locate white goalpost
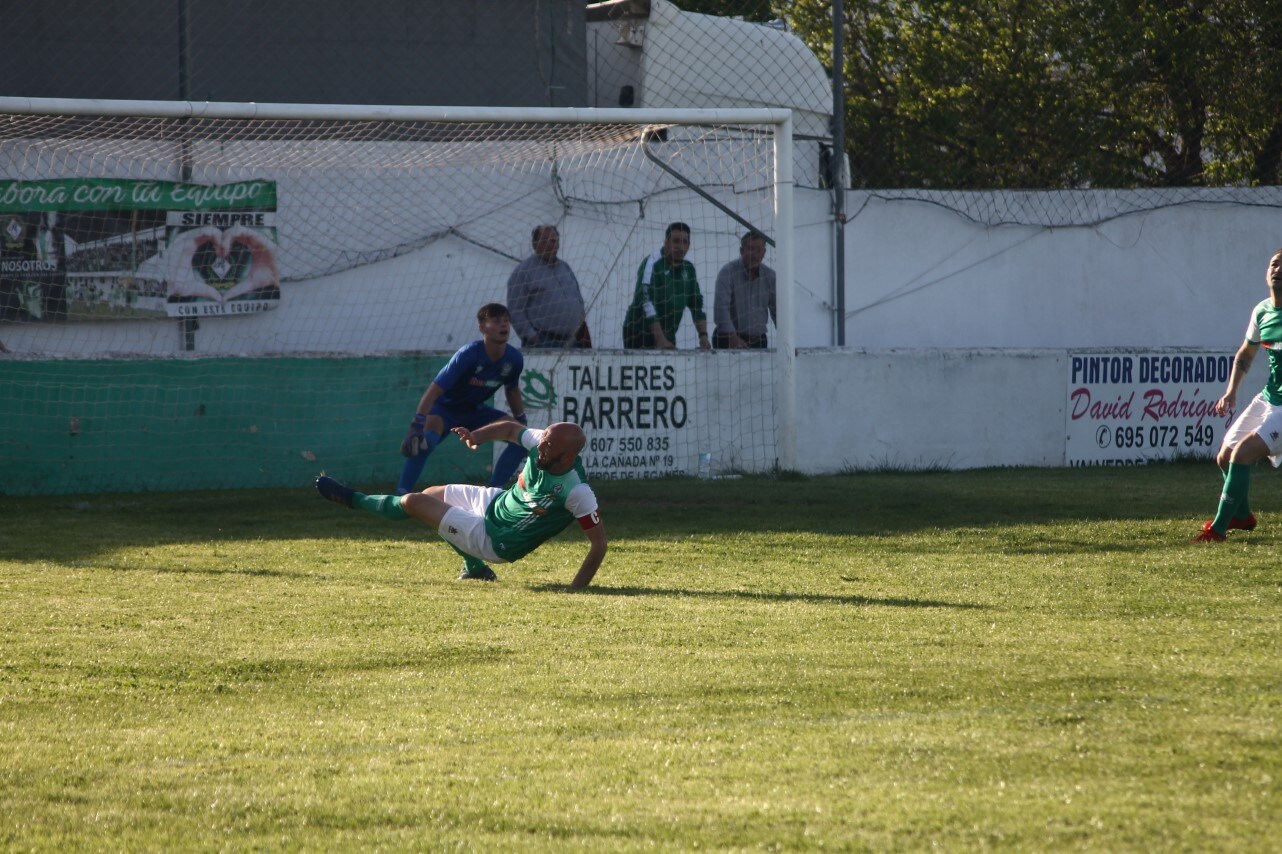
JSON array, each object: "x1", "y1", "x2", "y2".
[{"x1": 0, "y1": 96, "x2": 794, "y2": 494}]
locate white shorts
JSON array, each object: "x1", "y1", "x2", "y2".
[
  {"x1": 1222, "y1": 392, "x2": 1282, "y2": 467},
  {"x1": 437, "y1": 484, "x2": 507, "y2": 564}
]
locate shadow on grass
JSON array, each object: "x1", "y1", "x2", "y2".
[
  {"x1": 528, "y1": 583, "x2": 987, "y2": 610},
  {"x1": 103, "y1": 563, "x2": 308, "y2": 580},
  {"x1": 0, "y1": 463, "x2": 1259, "y2": 563}
]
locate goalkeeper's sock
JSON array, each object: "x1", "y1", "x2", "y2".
[
  {"x1": 1209, "y1": 462, "x2": 1252, "y2": 534},
  {"x1": 396, "y1": 432, "x2": 441, "y2": 495},
  {"x1": 354, "y1": 492, "x2": 410, "y2": 521}
]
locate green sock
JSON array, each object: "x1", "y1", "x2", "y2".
[
  {"x1": 1235, "y1": 464, "x2": 1252, "y2": 520},
  {"x1": 354, "y1": 493, "x2": 409, "y2": 521},
  {"x1": 1210, "y1": 463, "x2": 1252, "y2": 533},
  {"x1": 447, "y1": 542, "x2": 488, "y2": 573}
]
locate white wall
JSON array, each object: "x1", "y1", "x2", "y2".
[
  {"x1": 791, "y1": 348, "x2": 1268, "y2": 472},
  {"x1": 794, "y1": 349, "x2": 1069, "y2": 470},
  {"x1": 782, "y1": 187, "x2": 1282, "y2": 470},
  {"x1": 8, "y1": 186, "x2": 1278, "y2": 357},
  {"x1": 7, "y1": 185, "x2": 1281, "y2": 472},
  {"x1": 793, "y1": 187, "x2": 1282, "y2": 350},
  {"x1": 24, "y1": 178, "x2": 1280, "y2": 357}
]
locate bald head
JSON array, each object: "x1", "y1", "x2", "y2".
[
  {"x1": 548, "y1": 421, "x2": 585, "y2": 452},
  {"x1": 535, "y1": 421, "x2": 586, "y2": 473}
]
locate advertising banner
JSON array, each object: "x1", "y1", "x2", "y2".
[
  {"x1": 521, "y1": 351, "x2": 772, "y2": 479},
  {"x1": 1065, "y1": 352, "x2": 1232, "y2": 466},
  {"x1": 0, "y1": 178, "x2": 278, "y2": 322}
]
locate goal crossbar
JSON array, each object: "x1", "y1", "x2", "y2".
[{"x1": 0, "y1": 96, "x2": 792, "y2": 127}]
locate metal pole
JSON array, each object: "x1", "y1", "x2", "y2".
[
  {"x1": 773, "y1": 113, "x2": 796, "y2": 472},
  {"x1": 177, "y1": 0, "x2": 189, "y2": 103},
  {"x1": 177, "y1": 0, "x2": 198, "y2": 351},
  {"x1": 832, "y1": 0, "x2": 847, "y2": 346}
]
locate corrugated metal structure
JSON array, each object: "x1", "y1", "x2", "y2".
[{"x1": 0, "y1": 0, "x2": 589, "y2": 107}]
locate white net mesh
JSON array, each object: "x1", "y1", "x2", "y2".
[
  {"x1": 0, "y1": 104, "x2": 787, "y2": 494},
  {"x1": 0, "y1": 112, "x2": 777, "y2": 351}
]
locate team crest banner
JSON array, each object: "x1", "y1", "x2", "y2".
[{"x1": 0, "y1": 178, "x2": 278, "y2": 323}]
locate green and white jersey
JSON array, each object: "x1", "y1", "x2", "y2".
[
  {"x1": 484, "y1": 429, "x2": 599, "y2": 562},
  {"x1": 1245, "y1": 298, "x2": 1282, "y2": 404},
  {"x1": 622, "y1": 250, "x2": 705, "y2": 342}
]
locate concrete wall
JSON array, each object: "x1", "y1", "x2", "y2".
[
  {"x1": 792, "y1": 348, "x2": 1268, "y2": 473},
  {"x1": 17, "y1": 186, "x2": 1276, "y2": 356},
  {"x1": 782, "y1": 186, "x2": 1282, "y2": 471},
  {"x1": 794, "y1": 349, "x2": 1069, "y2": 471},
  {"x1": 7, "y1": 186, "x2": 1282, "y2": 483},
  {"x1": 793, "y1": 187, "x2": 1282, "y2": 350}
]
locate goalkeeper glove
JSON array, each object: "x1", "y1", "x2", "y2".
[{"x1": 401, "y1": 413, "x2": 428, "y2": 458}]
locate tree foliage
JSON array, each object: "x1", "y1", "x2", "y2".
[{"x1": 771, "y1": 0, "x2": 1282, "y2": 188}]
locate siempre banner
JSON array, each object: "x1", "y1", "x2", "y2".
[
  {"x1": 0, "y1": 178, "x2": 278, "y2": 323},
  {"x1": 1065, "y1": 352, "x2": 1233, "y2": 466}
]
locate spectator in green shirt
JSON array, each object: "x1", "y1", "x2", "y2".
[{"x1": 622, "y1": 221, "x2": 710, "y2": 350}]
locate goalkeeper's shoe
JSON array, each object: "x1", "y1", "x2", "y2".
[
  {"x1": 1193, "y1": 522, "x2": 1226, "y2": 543},
  {"x1": 458, "y1": 565, "x2": 498, "y2": 581},
  {"x1": 315, "y1": 475, "x2": 356, "y2": 509}
]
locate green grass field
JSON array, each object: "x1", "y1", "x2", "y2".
[{"x1": 2, "y1": 464, "x2": 1279, "y2": 850}]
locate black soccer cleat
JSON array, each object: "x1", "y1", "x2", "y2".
[
  {"x1": 458, "y1": 565, "x2": 498, "y2": 581},
  {"x1": 315, "y1": 475, "x2": 355, "y2": 509}
]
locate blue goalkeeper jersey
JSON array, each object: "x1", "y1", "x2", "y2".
[{"x1": 432, "y1": 340, "x2": 523, "y2": 411}]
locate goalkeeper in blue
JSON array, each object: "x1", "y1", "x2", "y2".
[
  {"x1": 396, "y1": 302, "x2": 529, "y2": 495},
  {"x1": 1194, "y1": 248, "x2": 1282, "y2": 541},
  {"x1": 318, "y1": 421, "x2": 607, "y2": 588}
]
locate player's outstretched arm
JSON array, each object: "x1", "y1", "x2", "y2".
[
  {"x1": 453, "y1": 419, "x2": 526, "y2": 450},
  {"x1": 570, "y1": 520, "x2": 607, "y2": 589}
]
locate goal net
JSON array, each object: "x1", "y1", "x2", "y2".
[{"x1": 0, "y1": 99, "x2": 793, "y2": 495}]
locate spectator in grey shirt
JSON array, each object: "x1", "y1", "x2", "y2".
[
  {"x1": 712, "y1": 230, "x2": 776, "y2": 349},
  {"x1": 506, "y1": 225, "x2": 592, "y2": 349}
]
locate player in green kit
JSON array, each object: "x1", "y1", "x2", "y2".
[
  {"x1": 316, "y1": 421, "x2": 607, "y2": 587},
  {"x1": 1194, "y1": 248, "x2": 1282, "y2": 541}
]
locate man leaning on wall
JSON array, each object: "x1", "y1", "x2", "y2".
[
  {"x1": 712, "y1": 230, "x2": 776, "y2": 350},
  {"x1": 506, "y1": 224, "x2": 592, "y2": 349}
]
